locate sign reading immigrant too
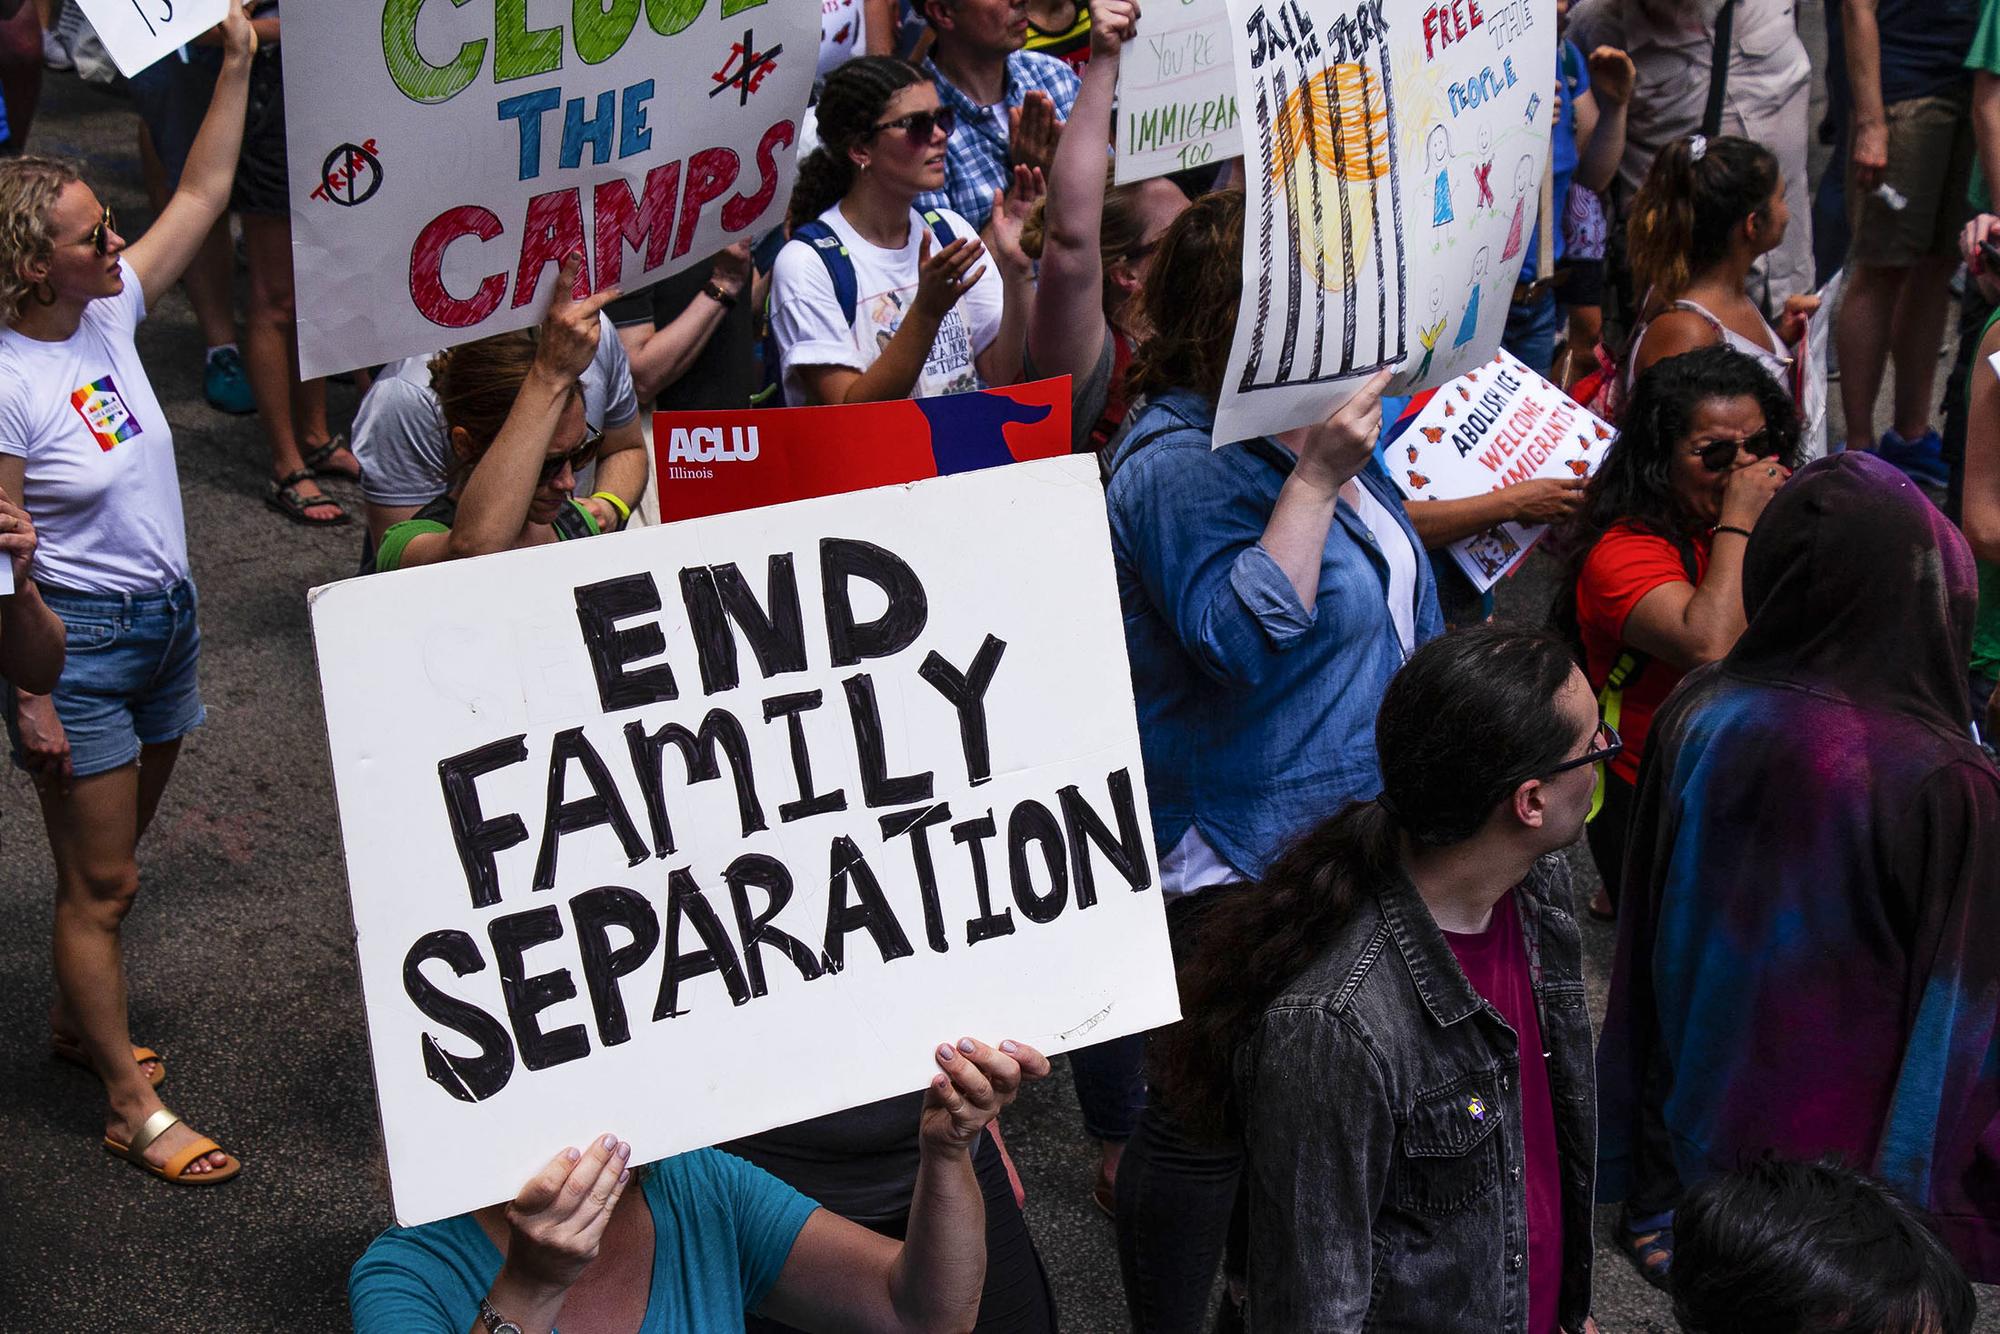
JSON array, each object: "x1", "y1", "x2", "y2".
[
  {"x1": 311, "y1": 456, "x2": 1177, "y2": 1227},
  {"x1": 282, "y1": 0, "x2": 815, "y2": 379},
  {"x1": 1114, "y1": 0, "x2": 1242, "y2": 185}
]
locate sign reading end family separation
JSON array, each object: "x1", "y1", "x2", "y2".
[
  {"x1": 1213, "y1": 0, "x2": 1555, "y2": 444},
  {"x1": 283, "y1": 1, "x2": 815, "y2": 379},
  {"x1": 311, "y1": 456, "x2": 1177, "y2": 1226}
]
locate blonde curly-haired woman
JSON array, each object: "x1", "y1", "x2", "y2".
[{"x1": 0, "y1": 0, "x2": 254, "y2": 1187}]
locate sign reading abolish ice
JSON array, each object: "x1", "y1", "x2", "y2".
[
  {"x1": 1388, "y1": 348, "x2": 1616, "y2": 590},
  {"x1": 1214, "y1": 0, "x2": 1554, "y2": 444},
  {"x1": 311, "y1": 456, "x2": 1176, "y2": 1226},
  {"x1": 283, "y1": 1, "x2": 814, "y2": 379},
  {"x1": 1115, "y1": 0, "x2": 1242, "y2": 185}
]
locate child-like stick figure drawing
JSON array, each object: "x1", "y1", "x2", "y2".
[
  {"x1": 1501, "y1": 153, "x2": 1534, "y2": 260},
  {"x1": 1415, "y1": 278, "x2": 1446, "y2": 379},
  {"x1": 1474, "y1": 124, "x2": 1495, "y2": 208},
  {"x1": 1426, "y1": 125, "x2": 1453, "y2": 226},
  {"x1": 1454, "y1": 247, "x2": 1489, "y2": 348}
]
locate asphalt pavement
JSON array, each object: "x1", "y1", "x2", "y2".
[{"x1": 1, "y1": 70, "x2": 1995, "y2": 1334}]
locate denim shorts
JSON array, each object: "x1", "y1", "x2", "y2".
[{"x1": 4, "y1": 580, "x2": 205, "y2": 778}]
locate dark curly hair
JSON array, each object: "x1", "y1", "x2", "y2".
[
  {"x1": 788, "y1": 56, "x2": 929, "y2": 228},
  {"x1": 1563, "y1": 344, "x2": 1801, "y2": 582},
  {"x1": 1151, "y1": 624, "x2": 1585, "y2": 1140},
  {"x1": 1128, "y1": 188, "x2": 1245, "y2": 404}
]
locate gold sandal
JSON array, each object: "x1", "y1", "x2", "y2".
[{"x1": 103, "y1": 1108, "x2": 240, "y2": 1186}]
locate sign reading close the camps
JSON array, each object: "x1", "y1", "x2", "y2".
[
  {"x1": 655, "y1": 378, "x2": 1074, "y2": 522},
  {"x1": 1388, "y1": 348, "x2": 1616, "y2": 590},
  {"x1": 282, "y1": 0, "x2": 815, "y2": 379},
  {"x1": 1213, "y1": 0, "x2": 1555, "y2": 443},
  {"x1": 1114, "y1": 0, "x2": 1243, "y2": 185},
  {"x1": 311, "y1": 456, "x2": 1177, "y2": 1227}
]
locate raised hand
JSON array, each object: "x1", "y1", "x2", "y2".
[
  {"x1": 536, "y1": 253, "x2": 620, "y2": 381},
  {"x1": 1090, "y1": 0, "x2": 1141, "y2": 56},
  {"x1": 912, "y1": 232, "x2": 988, "y2": 323},
  {"x1": 922, "y1": 1037, "x2": 1052, "y2": 1153},
  {"x1": 1008, "y1": 91, "x2": 1064, "y2": 175},
  {"x1": 983, "y1": 165, "x2": 1046, "y2": 281},
  {"x1": 1585, "y1": 46, "x2": 1635, "y2": 107}
]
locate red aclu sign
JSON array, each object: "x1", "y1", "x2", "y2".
[{"x1": 654, "y1": 377, "x2": 1074, "y2": 523}]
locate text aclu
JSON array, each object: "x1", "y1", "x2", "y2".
[{"x1": 667, "y1": 424, "x2": 761, "y2": 463}]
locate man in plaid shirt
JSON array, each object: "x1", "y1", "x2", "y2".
[{"x1": 916, "y1": 0, "x2": 1082, "y2": 229}]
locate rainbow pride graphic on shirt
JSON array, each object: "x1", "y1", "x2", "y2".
[{"x1": 70, "y1": 375, "x2": 143, "y2": 452}]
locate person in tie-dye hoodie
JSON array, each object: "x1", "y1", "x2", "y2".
[{"x1": 1596, "y1": 450, "x2": 2000, "y2": 1286}]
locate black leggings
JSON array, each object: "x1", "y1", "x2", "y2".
[{"x1": 744, "y1": 1130, "x2": 1057, "y2": 1333}]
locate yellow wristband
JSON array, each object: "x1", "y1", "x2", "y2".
[{"x1": 590, "y1": 490, "x2": 632, "y2": 529}]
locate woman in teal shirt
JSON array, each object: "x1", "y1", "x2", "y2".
[{"x1": 350, "y1": 1035, "x2": 1048, "y2": 1333}]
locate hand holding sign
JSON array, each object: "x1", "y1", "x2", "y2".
[
  {"x1": 1294, "y1": 370, "x2": 1392, "y2": 492},
  {"x1": 0, "y1": 484, "x2": 36, "y2": 597},
  {"x1": 1091, "y1": 0, "x2": 1142, "y2": 55},
  {"x1": 1504, "y1": 476, "x2": 1588, "y2": 525},
  {"x1": 925, "y1": 1037, "x2": 1052, "y2": 1153},
  {"x1": 496, "y1": 1133, "x2": 635, "y2": 1317}
]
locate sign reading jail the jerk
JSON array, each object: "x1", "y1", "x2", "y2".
[{"x1": 1214, "y1": 0, "x2": 1554, "y2": 443}]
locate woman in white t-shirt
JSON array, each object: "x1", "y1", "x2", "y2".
[
  {"x1": 0, "y1": 0, "x2": 255, "y2": 1187},
  {"x1": 771, "y1": 56, "x2": 1039, "y2": 407}
]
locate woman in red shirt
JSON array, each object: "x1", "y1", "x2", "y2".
[{"x1": 1568, "y1": 345, "x2": 1799, "y2": 920}]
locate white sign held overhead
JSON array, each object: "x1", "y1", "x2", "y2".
[
  {"x1": 312, "y1": 456, "x2": 1179, "y2": 1227},
  {"x1": 74, "y1": 0, "x2": 226, "y2": 78},
  {"x1": 282, "y1": 1, "x2": 816, "y2": 379},
  {"x1": 1213, "y1": 0, "x2": 1555, "y2": 445},
  {"x1": 1115, "y1": 0, "x2": 1242, "y2": 185}
]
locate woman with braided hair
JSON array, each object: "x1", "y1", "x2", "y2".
[{"x1": 770, "y1": 55, "x2": 1039, "y2": 406}]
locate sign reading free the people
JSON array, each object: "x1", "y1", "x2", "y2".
[{"x1": 283, "y1": 0, "x2": 814, "y2": 378}]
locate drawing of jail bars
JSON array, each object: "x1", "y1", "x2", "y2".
[{"x1": 1240, "y1": 46, "x2": 1408, "y2": 394}]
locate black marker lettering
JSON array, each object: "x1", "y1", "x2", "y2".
[
  {"x1": 570, "y1": 885, "x2": 662, "y2": 1047},
  {"x1": 654, "y1": 868, "x2": 753, "y2": 1018},
  {"x1": 880, "y1": 802, "x2": 955, "y2": 953},
  {"x1": 439, "y1": 734, "x2": 530, "y2": 910},
  {"x1": 678, "y1": 555, "x2": 808, "y2": 695},
  {"x1": 918, "y1": 635, "x2": 1007, "y2": 786},
  {"x1": 820, "y1": 537, "x2": 928, "y2": 667},
  {"x1": 762, "y1": 690, "x2": 847, "y2": 821},
  {"x1": 823, "y1": 835, "x2": 915, "y2": 972},
  {"x1": 953, "y1": 811, "x2": 1015, "y2": 944},
  {"x1": 724, "y1": 853, "x2": 826, "y2": 995},
  {"x1": 1057, "y1": 768, "x2": 1153, "y2": 908},
  {"x1": 488, "y1": 905, "x2": 591, "y2": 1072},
  {"x1": 574, "y1": 573, "x2": 680, "y2": 712},
  {"x1": 404, "y1": 929, "x2": 515, "y2": 1102},
  {"x1": 623, "y1": 708, "x2": 766, "y2": 856},
  {"x1": 842, "y1": 672, "x2": 934, "y2": 807},
  {"x1": 533, "y1": 727, "x2": 649, "y2": 892},
  {"x1": 1008, "y1": 799, "x2": 1070, "y2": 924}
]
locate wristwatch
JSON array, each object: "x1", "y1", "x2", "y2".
[
  {"x1": 476, "y1": 1297, "x2": 525, "y2": 1334},
  {"x1": 702, "y1": 280, "x2": 739, "y2": 309}
]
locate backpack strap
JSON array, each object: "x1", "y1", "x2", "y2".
[
  {"x1": 791, "y1": 220, "x2": 859, "y2": 327},
  {"x1": 918, "y1": 207, "x2": 959, "y2": 248}
]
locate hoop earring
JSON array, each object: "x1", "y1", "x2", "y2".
[{"x1": 30, "y1": 280, "x2": 54, "y2": 307}]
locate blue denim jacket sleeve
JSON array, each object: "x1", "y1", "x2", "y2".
[
  {"x1": 1241, "y1": 1003, "x2": 1396, "y2": 1329},
  {"x1": 1112, "y1": 433, "x2": 1322, "y2": 691}
]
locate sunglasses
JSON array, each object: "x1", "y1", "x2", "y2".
[
  {"x1": 1692, "y1": 429, "x2": 1778, "y2": 473},
  {"x1": 869, "y1": 106, "x2": 955, "y2": 145},
  {"x1": 540, "y1": 425, "x2": 602, "y2": 485},
  {"x1": 1543, "y1": 720, "x2": 1623, "y2": 778},
  {"x1": 79, "y1": 204, "x2": 115, "y2": 256}
]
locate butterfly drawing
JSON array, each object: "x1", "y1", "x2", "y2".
[
  {"x1": 1467, "y1": 370, "x2": 1481, "y2": 383},
  {"x1": 1593, "y1": 421, "x2": 1611, "y2": 440},
  {"x1": 1457, "y1": 386, "x2": 1471, "y2": 401},
  {"x1": 1444, "y1": 402, "x2": 1456, "y2": 416},
  {"x1": 1566, "y1": 459, "x2": 1590, "y2": 476},
  {"x1": 1421, "y1": 426, "x2": 1445, "y2": 444},
  {"x1": 1408, "y1": 470, "x2": 1431, "y2": 488},
  {"x1": 1407, "y1": 444, "x2": 1421, "y2": 463}
]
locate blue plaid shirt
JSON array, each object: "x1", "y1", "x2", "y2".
[{"x1": 917, "y1": 50, "x2": 1080, "y2": 230}]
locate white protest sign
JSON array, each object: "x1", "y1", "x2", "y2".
[
  {"x1": 283, "y1": 1, "x2": 815, "y2": 379},
  {"x1": 1797, "y1": 268, "x2": 1843, "y2": 462},
  {"x1": 1389, "y1": 347, "x2": 1615, "y2": 590},
  {"x1": 74, "y1": 0, "x2": 225, "y2": 78},
  {"x1": 311, "y1": 455, "x2": 1177, "y2": 1227},
  {"x1": 1214, "y1": 0, "x2": 1554, "y2": 444},
  {"x1": 1115, "y1": 0, "x2": 1242, "y2": 185}
]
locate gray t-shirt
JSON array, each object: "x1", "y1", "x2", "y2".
[{"x1": 352, "y1": 314, "x2": 640, "y2": 508}]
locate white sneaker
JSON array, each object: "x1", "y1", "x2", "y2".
[{"x1": 40, "y1": 26, "x2": 72, "y2": 71}]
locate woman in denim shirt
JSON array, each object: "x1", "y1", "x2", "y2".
[{"x1": 1104, "y1": 188, "x2": 1442, "y2": 1331}]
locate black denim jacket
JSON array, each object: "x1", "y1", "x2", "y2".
[{"x1": 1234, "y1": 855, "x2": 1596, "y2": 1331}]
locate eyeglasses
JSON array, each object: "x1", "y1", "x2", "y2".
[
  {"x1": 540, "y1": 425, "x2": 602, "y2": 485},
  {"x1": 1691, "y1": 429, "x2": 1778, "y2": 473},
  {"x1": 78, "y1": 204, "x2": 115, "y2": 256},
  {"x1": 1542, "y1": 720, "x2": 1623, "y2": 778},
  {"x1": 868, "y1": 106, "x2": 955, "y2": 145}
]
